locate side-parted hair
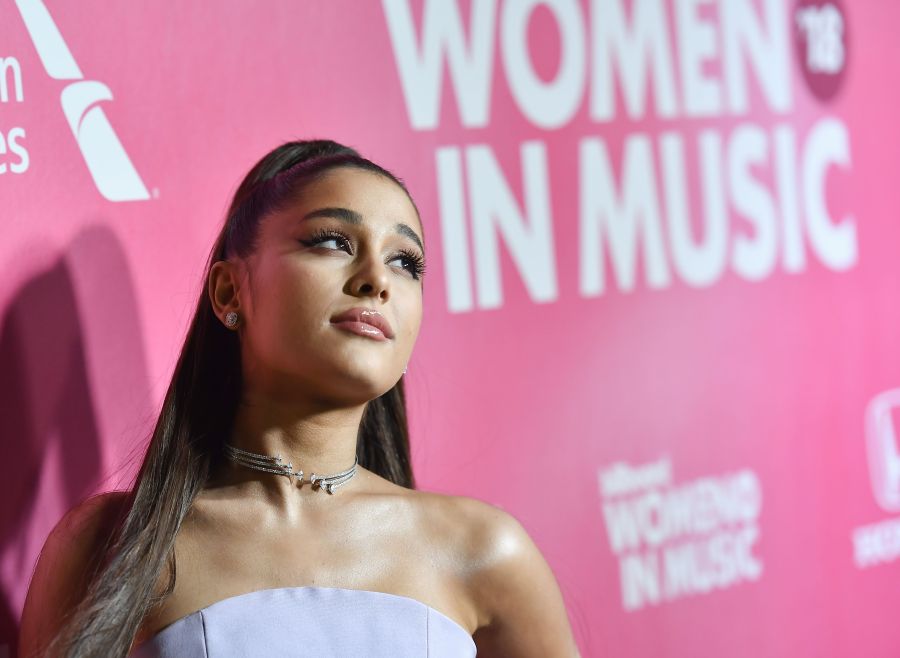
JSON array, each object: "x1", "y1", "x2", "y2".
[{"x1": 44, "y1": 140, "x2": 419, "y2": 657}]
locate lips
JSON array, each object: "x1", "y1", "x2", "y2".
[{"x1": 330, "y1": 307, "x2": 395, "y2": 340}]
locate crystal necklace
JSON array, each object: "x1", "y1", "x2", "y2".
[{"x1": 223, "y1": 443, "x2": 358, "y2": 494}]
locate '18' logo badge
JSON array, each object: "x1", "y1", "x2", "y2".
[{"x1": 793, "y1": 0, "x2": 849, "y2": 102}]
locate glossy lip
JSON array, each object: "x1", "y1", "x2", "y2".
[{"x1": 330, "y1": 307, "x2": 395, "y2": 340}]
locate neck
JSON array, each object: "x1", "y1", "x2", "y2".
[{"x1": 213, "y1": 391, "x2": 366, "y2": 504}]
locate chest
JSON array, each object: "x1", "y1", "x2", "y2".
[{"x1": 135, "y1": 496, "x2": 475, "y2": 642}]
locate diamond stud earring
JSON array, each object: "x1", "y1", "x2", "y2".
[{"x1": 224, "y1": 311, "x2": 239, "y2": 328}]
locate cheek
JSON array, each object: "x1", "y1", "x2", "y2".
[
  {"x1": 252, "y1": 261, "x2": 328, "y2": 337},
  {"x1": 398, "y1": 292, "x2": 424, "y2": 344}
]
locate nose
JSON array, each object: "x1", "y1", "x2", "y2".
[{"x1": 348, "y1": 252, "x2": 390, "y2": 301}]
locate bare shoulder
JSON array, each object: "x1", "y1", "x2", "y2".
[
  {"x1": 19, "y1": 491, "x2": 130, "y2": 657},
  {"x1": 414, "y1": 492, "x2": 581, "y2": 658},
  {"x1": 410, "y1": 491, "x2": 525, "y2": 555},
  {"x1": 53, "y1": 490, "x2": 129, "y2": 542}
]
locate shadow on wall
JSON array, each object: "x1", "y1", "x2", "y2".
[{"x1": 0, "y1": 224, "x2": 155, "y2": 656}]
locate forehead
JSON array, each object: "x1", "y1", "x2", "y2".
[{"x1": 272, "y1": 166, "x2": 422, "y2": 237}]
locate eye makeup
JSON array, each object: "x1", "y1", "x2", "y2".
[{"x1": 300, "y1": 228, "x2": 427, "y2": 279}]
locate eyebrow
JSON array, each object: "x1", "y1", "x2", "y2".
[{"x1": 300, "y1": 207, "x2": 424, "y2": 253}]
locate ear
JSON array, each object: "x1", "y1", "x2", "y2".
[{"x1": 208, "y1": 260, "x2": 242, "y2": 324}]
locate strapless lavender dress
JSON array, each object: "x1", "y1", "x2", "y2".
[{"x1": 129, "y1": 586, "x2": 477, "y2": 657}]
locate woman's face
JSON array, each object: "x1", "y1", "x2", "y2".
[{"x1": 234, "y1": 166, "x2": 425, "y2": 404}]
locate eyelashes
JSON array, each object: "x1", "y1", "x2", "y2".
[
  {"x1": 394, "y1": 247, "x2": 428, "y2": 279},
  {"x1": 300, "y1": 228, "x2": 427, "y2": 279}
]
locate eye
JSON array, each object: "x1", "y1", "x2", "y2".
[
  {"x1": 300, "y1": 228, "x2": 353, "y2": 253},
  {"x1": 390, "y1": 249, "x2": 427, "y2": 280},
  {"x1": 301, "y1": 229, "x2": 426, "y2": 280}
]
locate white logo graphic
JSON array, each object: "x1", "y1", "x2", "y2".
[
  {"x1": 864, "y1": 389, "x2": 900, "y2": 513},
  {"x1": 852, "y1": 389, "x2": 900, "y2": 569},
  {"x1": 598, "y1": 457, "x2": 763, "y2": 611},
  {"x1": 14, "y1": 0, "x2": 149, "y2": 201},
  {"x1": 796, "y1": 4, "x2": 846, "y2": 74}
]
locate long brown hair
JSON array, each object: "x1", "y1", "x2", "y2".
[{"x1": 44, "y1": 140, "x2": 419, "y2": 657}]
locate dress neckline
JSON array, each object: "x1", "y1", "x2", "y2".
[{"x1": 142, "y1": 585, "x2": 475, "y2": 649}]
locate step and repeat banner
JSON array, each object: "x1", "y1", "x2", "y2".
[{"x1": 2, "y1": 1, "x2": 899, "y2": 656}]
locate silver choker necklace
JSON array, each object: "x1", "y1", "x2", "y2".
[{"x1": 223, "y1": 444, "x2": 359, "y2": 494}]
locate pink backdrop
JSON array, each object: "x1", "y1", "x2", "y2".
[{"x1": 3, "y1": 1, "x2": 900, "y2": 656}]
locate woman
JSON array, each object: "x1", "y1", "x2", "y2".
[{"x1": 18, "y1": 140, "x2": 580, "y2": 657}]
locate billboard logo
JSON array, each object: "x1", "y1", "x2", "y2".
[
  {"x1": 14, "y1": 0, "x2": 149, "y2": 201},
  {"x1": 864, "y1": 389, "x2": 900, "y2": 513},
  {"x1": 598, "y1": 457, "x2": 763, "y2": 611}
]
